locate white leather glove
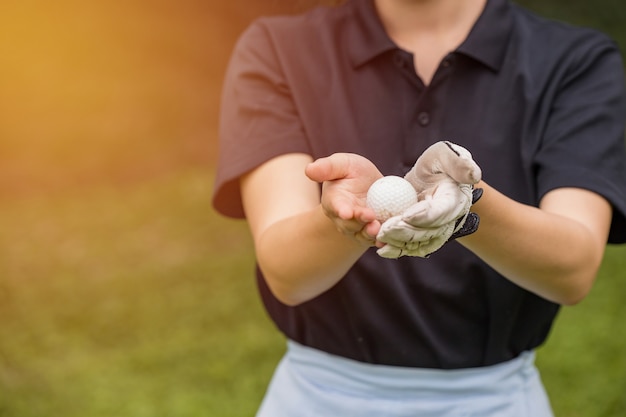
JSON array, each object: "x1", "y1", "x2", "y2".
[{"x1": 376, "y1": 141, "x2": 482, "y2": 258}]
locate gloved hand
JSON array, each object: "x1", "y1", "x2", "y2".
[{"x1": 376, "y1": 141, "x2": 482, "y2": 258}]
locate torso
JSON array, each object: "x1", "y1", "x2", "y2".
[{"x1": 214, "y1": 0, "x2": 626, "y2": 368}]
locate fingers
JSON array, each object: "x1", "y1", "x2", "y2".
[
  {"x1": 323, "y1": 193, "x2": 377, "y2": 223},
  {"x1": 403, "y1": 195, "x2": 466, "y2": 227},
  {"x1": 375, "y1": 216, "x2": 455, "y2": 258},
  {"x1": 354, "y1": 225, "x2": 379, "y2": 246},
  {"x1": 331, "y1": 214, "x2": 380, "y2": 247},
  {"x1": 362, "y1": 217, "x2": 381, "y2": 237},
  {"x1": 306, "y1": 153, "x2": 387, "y2": 248},
  {"x1": 376, "y1": 234, "x2": 448, "y2": 259},
  {"x1": 403, "y1": 182, "x2": 473, "y2": 226},
  {"x1": 320, "y1": 193, "x2": 379, "y2": 247},
  {"x1": 376, "y1": 244, "x2": 404, "y2": 259},
  {"x1": 440, "y1": 142, "x2": 482, "y2": 185},
  {"x1": 404, "y1": 141, "x2": 481, "y2": 191},
  {"x1": 377, "y1": 217, "x2": 454, "y2": 247}
]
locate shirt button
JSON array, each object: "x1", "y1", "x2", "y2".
[
  {"x1": 417, "y1": 112, "x2": 430, "y2": 126},
  {"x1": 393, "y1": 53, "x2": 405, "y2": 68},
  {"x1": 441, "y1": 55, "x2": 455, "y2": 68}
]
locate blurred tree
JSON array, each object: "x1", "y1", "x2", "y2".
[
  {"x1": 0, "y1": 0, "x2": 623, "y2": 198},
  {"x1": 516, "y1": 0, "x2": 626, "y2": 46}
]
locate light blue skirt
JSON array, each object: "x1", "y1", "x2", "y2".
[{"x1": 257, "y1": 340, "x2": 554, "y2": 417}]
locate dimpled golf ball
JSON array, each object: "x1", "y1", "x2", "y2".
[{"x1": 366, "y1": 176, "x2": 418, "y2": 222}]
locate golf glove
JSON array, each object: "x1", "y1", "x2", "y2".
[{"x1": 376, "y1": 141, "x2": 482, "y2": 258}]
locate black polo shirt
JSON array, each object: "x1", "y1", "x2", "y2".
[{"x1": 213, "y1": 0, "x2": 626, "y2": 368}]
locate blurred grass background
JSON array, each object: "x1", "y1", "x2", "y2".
[{"x1": 0, "y1": 0, "x2": 624, "y2": 415}]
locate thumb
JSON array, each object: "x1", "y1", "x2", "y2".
[
  {"x1": 438, "y1": 141, "x2": 482, "y2": 185},
  {"x1": 305, "y1": 153, "x2": 353, "y2": 183}
]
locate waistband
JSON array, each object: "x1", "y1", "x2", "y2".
[{"x1": 286, "y1": 340, "x2": 537, "y2": 400}]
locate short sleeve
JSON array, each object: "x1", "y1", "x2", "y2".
[
  {"x1": 534, "y1": 35, "x2": 626, "y2": 243},
  {"x1": 212, "y1": 20, "x2": 311, "y2": 218}
]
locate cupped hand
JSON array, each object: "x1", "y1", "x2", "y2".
[
  {"x1": 376, "y1": 141, "x2": 482, "y2": 258},
  {"x1": 305, "y1": 153, "x2": 383, "y2": 246}
]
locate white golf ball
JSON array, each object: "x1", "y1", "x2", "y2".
[{"x1": 366, "y1": 176, "x2": 418, "y2": 222}]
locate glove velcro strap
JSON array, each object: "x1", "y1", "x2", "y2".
[
  {"x1": 471, "y1": 187, "x2": 484, "y2": 204},
  {"x1": 449, "y1": 187, "x2": 483, "y2": 241},
  {"x1": 450, "y1": 212, "x2": 480, "y2": 241}
]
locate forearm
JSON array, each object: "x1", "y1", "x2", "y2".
[
  {"x1": 460, "y1": 182, "x2": 608, "y2": 305},
  {"x1": 256, "y1": 204, "x2": 369, "y2": 306}
]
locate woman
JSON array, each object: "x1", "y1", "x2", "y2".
[{"x1": 213, "y1": 0, "x2": 626, "y2": 415}]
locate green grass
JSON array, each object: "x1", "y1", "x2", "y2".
[
  {"x1": 0, "y1": 169, "x2": 284, "y2": 416},
  {"x1": 537, "y1": 244, "x2": 626, "y2": 417},
  {"x1": 0, "y1": 169, "x2": 624, "y2": 416}
]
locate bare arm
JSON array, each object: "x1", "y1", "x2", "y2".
[
  {"x1": 460, "y1": 182, "x2": 612, "y2": 305},
  {"x1": 241, "y1": 153, "x2": 383, "y2": 306},
  {"x1": 242, "y1": 151, "x2": 612, "y2": 307}
]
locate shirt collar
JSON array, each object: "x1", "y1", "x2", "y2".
[
  {"x1": 346, "y1": 0, "x2": 513, "y2": 72},
  {"x1": 346, "y1": 0, "x2": 397, "y2": 68},
  {"x1": 457, "y1": 0, "x2": 513, "y2": 71}
]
